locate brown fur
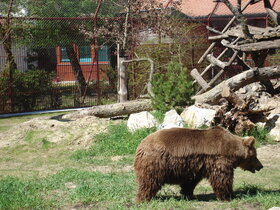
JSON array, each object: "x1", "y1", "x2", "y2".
[{"x1": 134, "y1": 126, "x2": 263, "y2": 202}]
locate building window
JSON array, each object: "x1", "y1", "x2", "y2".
[
  {"x1": 98, "y1": 45, "x2": 109, "y2": 62},
  {"x1": 59, "y1": 45, "x2": 109, "y2": 63},
  {"x1": 79, "y1": 46, "x2": 92, "y2": 62},
  {"x1": 60, "y1": 47, "x2": 70, "y2": 62}
]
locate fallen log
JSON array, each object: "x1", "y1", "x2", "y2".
[
  {"x1": 192, "y1": 66, "x2": 280, "y2": 105},
  {"x1": 62, "y1": 99, "x2": 153, "y2": 119}
]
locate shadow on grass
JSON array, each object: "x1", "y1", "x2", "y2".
[
  {"x1": 155, "y1": 187, "x2": 280, "y2": 202},
  {"x1": 50, "y1": 114, "x2": 73, "y2": 122},
  {"x1": 234, "y1": 188, "x2": 280, "y2": 199}
]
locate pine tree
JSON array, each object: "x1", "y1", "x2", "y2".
[{"x1": 151, "y1": 60, "x2": 194, "y2": 113}]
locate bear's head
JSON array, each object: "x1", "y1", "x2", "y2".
[{"x1": 239, "y1": 136, "x2": 263, "y2": 173}]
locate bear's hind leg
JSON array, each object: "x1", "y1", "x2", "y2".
[
  {"x1": 136, "y1": 180, "x2": 162, "y2": 202},
  {"x1": 180, "y1": 177, "x2": 202, "y2": 200}
]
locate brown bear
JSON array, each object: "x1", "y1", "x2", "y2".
[{"x1": 134, "y1": 126, "x2": 263, "y2": 202}]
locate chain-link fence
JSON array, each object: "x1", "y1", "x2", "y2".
[
  {"x1": 0, "y1": 17, "x2": 123, "y2": 114},
  {"x1": 1, "y1": 13, "x2": 280, "y2": 114}
]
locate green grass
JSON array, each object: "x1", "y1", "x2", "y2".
[
  {"x1": 71, "y1": 123, "x2": 156, "y2": 160},
  {"x1": 0, "y1": 169, "x2": 136, "y2": 209},
  {"x1": 0, "y1": 176, "x2": 53, "y2": 209},
  {"x1": 0, "y1": 114, "x2": 279, "y2": 209},
  {"x1": 0, "y1": 168, "x2": 279, "y2": 209}
]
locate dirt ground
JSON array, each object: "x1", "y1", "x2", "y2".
[{"x1": 0, "y1": 115, "x2": 112, "y2": 148}]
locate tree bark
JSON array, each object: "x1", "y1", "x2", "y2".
[
  {"x1": 192, "y1": 66, "x2": 280, "y2": 104},
  {"x1": 263, "y1": 0, "x2": 279, "y2": 26},
  {"x1": 62, "y1": 99, "x2": 153, "y2": 119},
  {"x1": 251, "y1": 51, "x2": 275, "y2": 95},
  {"x1": 0, "y1": 0, "x2": 17, "y2": 71},
  {"x1": 66, "y1": 45, "x2": 87, "y2": 96},
  {"x1": 118, "y1": 57, "x2": 128, "y2": 102},
  {"x1": 0, "y1": 0, "x2": 17, "y2": 112}
]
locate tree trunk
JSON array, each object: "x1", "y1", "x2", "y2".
[
  {"x1": 2, "y1": 36, "x2": 17, "y2": 71},
  {"x1": 192, "y1": 66, "x2": 280, "y2": 105},
  {"x1": 62, "y1": 99, "x2": 153, "y2": 119},
  {"x1": 0, "y1": 9, "x2": 17, "y2": 112},
  {"x1": 118, "y1": 57, "x2": 128, "y2": 102},
  {"x1": 66, "y1": 45, "x2": 87, "y2": 96}
]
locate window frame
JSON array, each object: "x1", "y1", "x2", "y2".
[{"x1": 56, "y1": 44, "x2": 109, "y2": 65}]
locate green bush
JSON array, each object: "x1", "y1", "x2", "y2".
[
  {"x1": 14, "y1": 70, "x2": 54, "y2": 111},
  {"x1": 0, "y1": 69, "x2": 60, "y2": 112},
  {"x1": 243, "y1": 126, "x2": 274, "y2": 147},
  {"x1": 151, "y1": 60, "x2": 194, "y2": 113}
]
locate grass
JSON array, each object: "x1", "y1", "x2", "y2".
[
  {"x1": 0, "y1": 115, "x2": 279, "y2": 209},
  {"x1": 0, "y1": 168, "x2": 279, "y2": 209},
  {"x1": 71, "y1": 123, "x2": 156, "y2": 160}
]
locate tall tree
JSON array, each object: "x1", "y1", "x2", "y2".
[{"x1": 0, "y1": 0, "x2": 19, "y2": 72}]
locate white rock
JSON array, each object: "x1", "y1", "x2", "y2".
[
  {"x1": 268, "y1": 207, "x2": 280, "y2": 210},
  {"x1": 180, "y1": 105, "x2": 216, "y2": 128},
  {"x1": 159, "y1": 109, "x2": 185, "y2": 129},
  {"x1": 255, "y1": 122, "x2": 265, "y2": 128},
  {"x1": 127, "y1": 111, "x2": 159, "y2": 132},
  {"x1": 265, "y1": 114, "x2": 280, "y2": 142}
]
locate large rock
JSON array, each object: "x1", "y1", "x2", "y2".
[
  {"x1": 265, "y1": 114, "x2": 280, "y2": 142},
  {"x1": 268, "y1": 207, "x2": 280, "y2": 210},
  {"x1": 180, "y1": 105, "x2": 216, "y2": 128},
  {"x1": 159, "y1": 109, "x2": 185, "y2": 129},
  {"x1": 127, "y1": 111, "x2": 159, "y2": 132}
]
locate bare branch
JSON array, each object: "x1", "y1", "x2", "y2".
[
  {"x1": 220, "y1": 0, "x2": 252, "y2": 39},
  {"x1": 263, "y1": 0, "x2": 279, "y2": 26}
]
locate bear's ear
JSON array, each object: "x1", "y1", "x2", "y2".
[{"x1": 243, "y1": 136, "x2": 255, "y2": 147}]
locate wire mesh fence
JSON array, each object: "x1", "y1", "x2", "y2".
[
  {"x1": 0, "y1": 13, "x2": 280, "y2": 114},
  {"x1": 0, "y1": 17, "x2": 122, "y2": 114}
]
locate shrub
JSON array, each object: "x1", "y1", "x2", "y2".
[
  {"x1": 243, "y1": 126, "x2": 274, "y2": 147},
  {"x1": 13, "y1": 69, "x2": 55, "y2": 111},
  {"x1": 0, "y1": 69, "x2": 59, "y2": 112},
  {"x1": 151, "y1": 60, "x2": 194, "y2": 113}
]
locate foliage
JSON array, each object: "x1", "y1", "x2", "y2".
[
  {"x1": 243, "y1": 126, "x2": 274, "y2": 147},
  {"x1": 151, "y1": 110, "x2": 165, "y2": 123},
  {"x1": 71, "y1": 123, "x2": 156, "y2": 160},
  {"x1": 0, "y1": 69, "x2": 58, "y2": 112},
  {"x1": 151, "y1": 60, "x2": 194, "y2": 113},
  {"x1": 127, "y1": 18, "x2": 207, "y2": 99}
]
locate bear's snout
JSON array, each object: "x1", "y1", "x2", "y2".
[
  {"x1": 255, "y1": 159, "x2": 263, "y2": 171},
  {"x1": 250, "y1": 158, "x2": 263, "y2": 173}
]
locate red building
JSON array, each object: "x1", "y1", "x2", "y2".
[{"x1": 55, "y1": 45, "x2": 110, "y2": 82}]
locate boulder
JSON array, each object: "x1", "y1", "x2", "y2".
[
  {"x1": 265, "y1": 114, "x2": 280, "y2": 142},
  {"x1": 159, "y1": 109, "x2": 185, "y2": 129},
  {"x1": 180, "y1": 105, "x2": 216, "y2": 128},
  {"x1": 268, "y1": 207, "x2": 280, "y2": 210},
  {"x1": 127, "y1": 111, "x2": 159, "y2": 132}
]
